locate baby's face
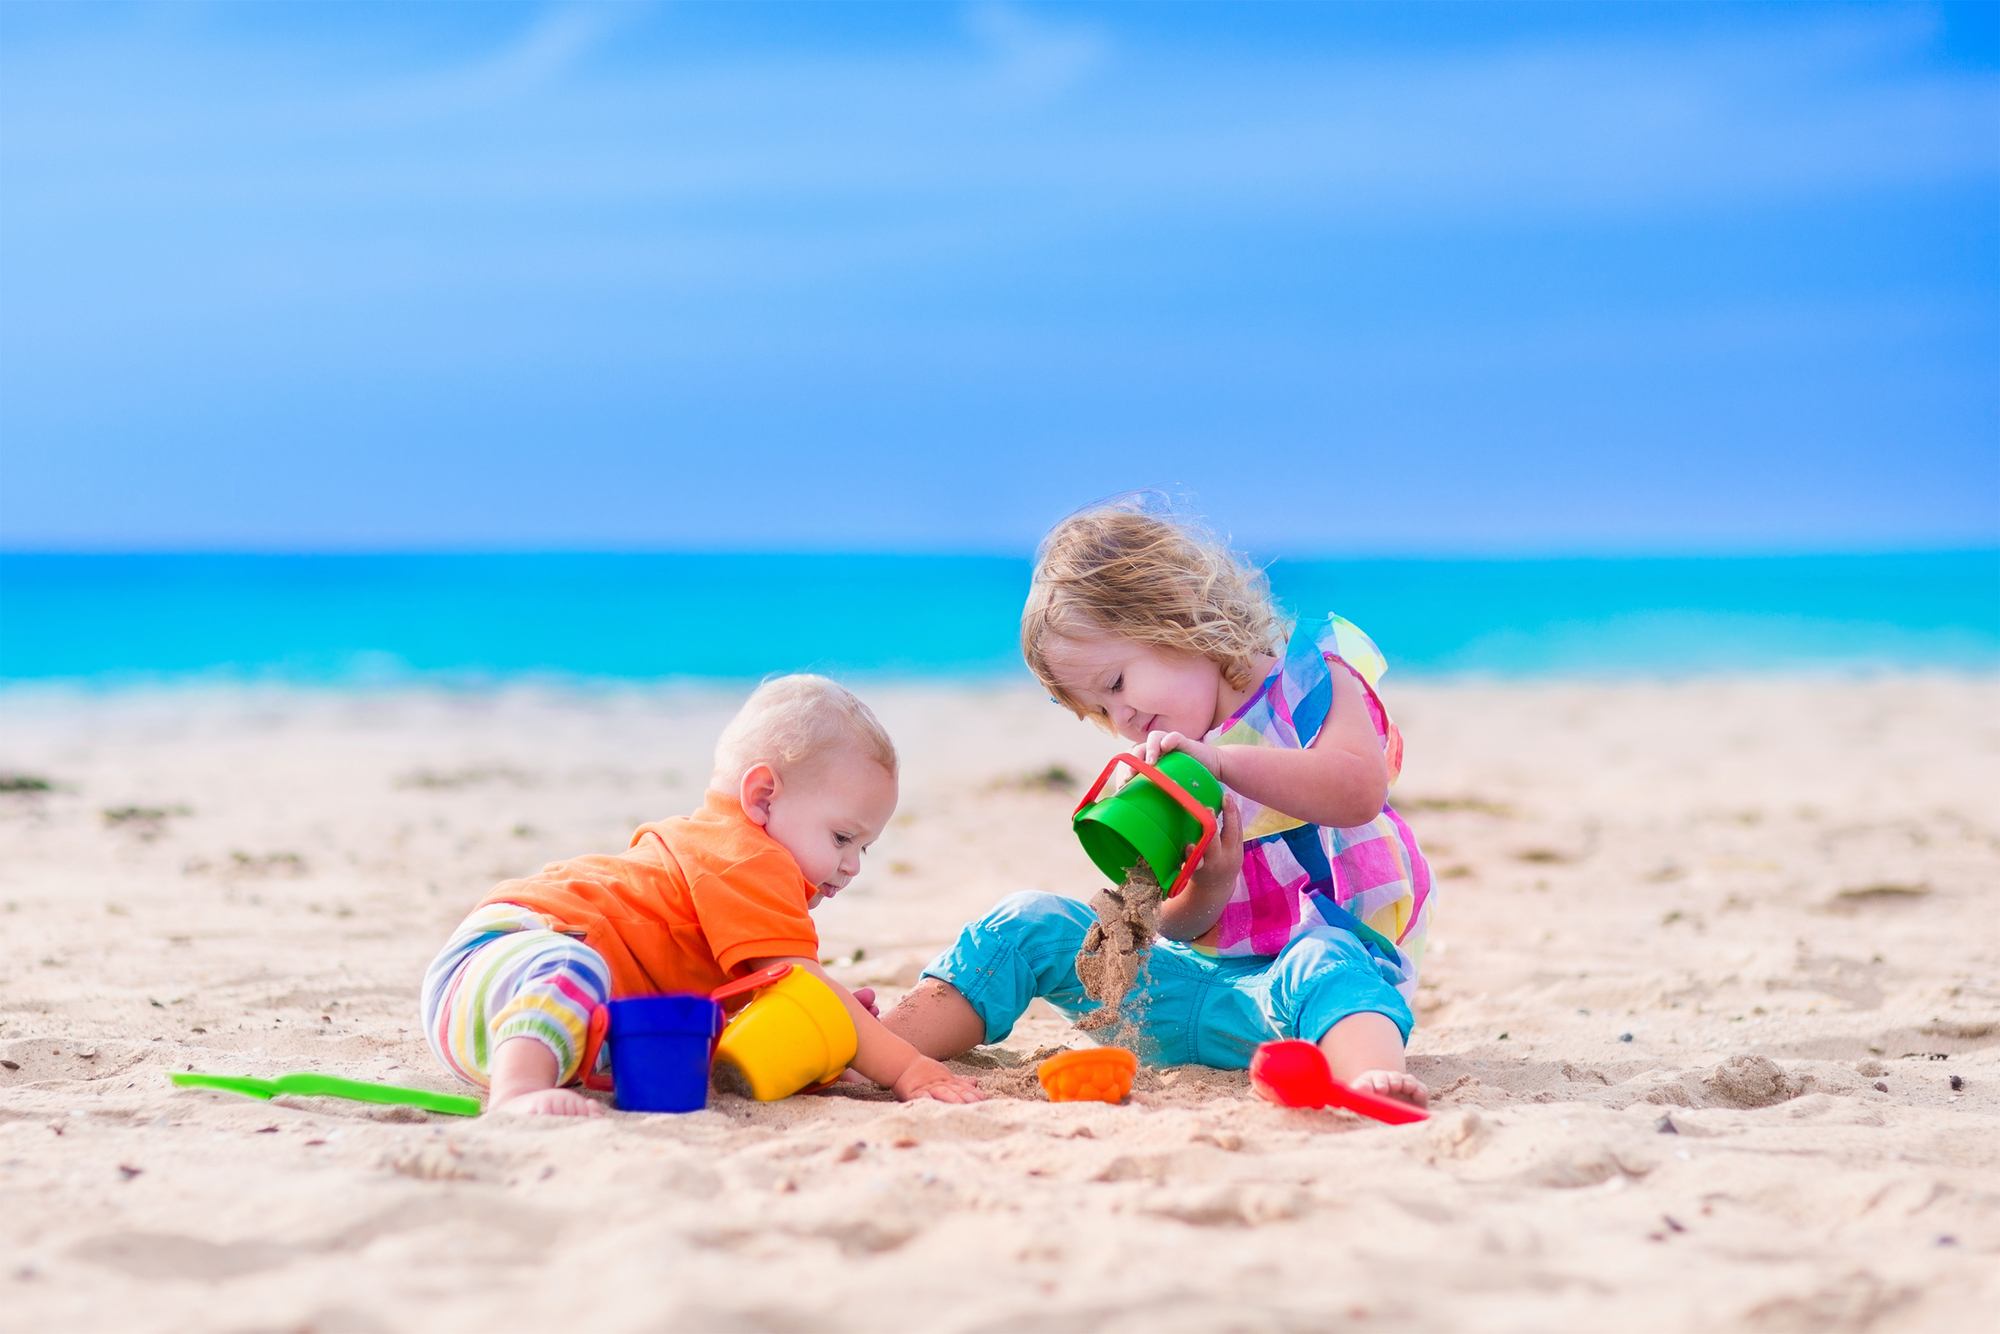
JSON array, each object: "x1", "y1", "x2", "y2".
[
  {"x1": 1045, "y1": 633, "x2": 1227, "y2": 743},
  {"x1": 762, "y1": 748, "x2": 898, "y2": 907}
]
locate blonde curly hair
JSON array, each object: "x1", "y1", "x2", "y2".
[
  {"x1": 1021, "y1": 499, "x2": 1282, "y2": 723},
  {"x1": 712, "y1": 674, "x2": 897, "y2": 788}
]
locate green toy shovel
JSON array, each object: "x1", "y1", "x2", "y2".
[{"x1": 170, "y1": 1071, "x2": 482, "y2": 1116}]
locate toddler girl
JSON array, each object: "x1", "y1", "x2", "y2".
[{"x1": 884, "y1": 502, "x2": 1433, "y2": 1106}]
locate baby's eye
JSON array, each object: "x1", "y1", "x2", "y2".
[{"x1": 834, "y1": 833, "x2": 853, "y2": 847}]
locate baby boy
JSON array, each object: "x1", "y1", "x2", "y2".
[{"x1": 419, "y1": 674, "x2": 982, "y2": 1113}]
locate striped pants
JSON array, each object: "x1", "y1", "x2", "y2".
[{"x1": 420, "y1": 903, "x2": 612, "y2": 1088}]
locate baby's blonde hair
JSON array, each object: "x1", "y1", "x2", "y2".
[
  {"x1": 711, "y1": 674, "x2": 898, "y2": 788},
  {"x1": 1022, "y1": 498, "x2": 1282, "y2": 721}
]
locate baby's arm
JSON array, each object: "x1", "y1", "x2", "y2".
[
  {"x1": 743, "y1": 957, "x2": 984, "y2": 1103},
  {"x1": 1145, "y1": 666, "x2": 1389, "y2": 830}
]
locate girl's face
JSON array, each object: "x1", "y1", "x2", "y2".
[{"x1": 1044, "y1": 634, "x2": 1230, "y2": 743}]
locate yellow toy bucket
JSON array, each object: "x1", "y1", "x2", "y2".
[{"x1": 712, "y1": 965, "x2": 858, "y2": 1101}]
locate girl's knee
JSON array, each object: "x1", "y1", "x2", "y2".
[
  {"x1": 1297, "y1": 979, "x2": 1414, "y2": 1047},
  {"x1": 981, "y1": 890, "x2": 1093, "y2": 942},
  {"x1": 925, "y1": 892, "x2": 1096, "y2": 1045}
]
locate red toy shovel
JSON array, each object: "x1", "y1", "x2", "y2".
[{"x1": 1249, "y1": 1039, "x2": 1428, "y2": 1125}]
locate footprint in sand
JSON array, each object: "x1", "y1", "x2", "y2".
[
  {"x1": 1142, "y1": 1183, "x2": 1311, "y2": 1227},
  {"x1": 1423, "y1": 1108, "x2": 1493, "y2": 1161},
  {"x1": 69, "y1": 1231, "x2": 295, "y2": 1282},
  {"x1": 378, "y1": 1142, "x2": 487, "y2": 1182},
  {"x1": 1740, "y1": 1271, "x2": 1919, "y2": 1332},
  {"x1": 1520, "y1": 1140, "x2": 1655, "y2": 1190},
  {"x1": 1702, "y1": 1054, "x2": 1804, "y2": 1109}
]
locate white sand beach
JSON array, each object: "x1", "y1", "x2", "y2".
[{"x1": 2, "y1": 675, "x2": 1996, "y2": 1332}]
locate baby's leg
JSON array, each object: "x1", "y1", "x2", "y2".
[
  {"x1": 421, "y1": 905, "x2": 611, "y2": 1115},
  {"x1": 488, "y1": 1034, "x2": 601, "y2": 1117},
  {"x1": 882, "y1": 891, "x2": 1098, "y2": 1059}
]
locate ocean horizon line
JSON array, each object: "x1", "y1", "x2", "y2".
[
  {"x1": 3, "y1": 549, "x2": 1995, "y2": 686},
  {"x1": 3, "y1": 543, "x2": 1996, "y2": 563},
  {"x1": 7, "y1": 663, "x2": 1999, "y2": 708}
]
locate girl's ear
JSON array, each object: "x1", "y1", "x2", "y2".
[{"x1": 738, "y1": 763, "x2": 781, "y2": 825}]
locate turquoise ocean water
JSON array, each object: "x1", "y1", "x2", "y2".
[{"x1": 0, "y1": 551, "x2": 1995, "y2": 687}]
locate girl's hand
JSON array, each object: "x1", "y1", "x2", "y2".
[
  {"x1": 1188, "y1": 793, "x2": 1245, "y2": 899},
  {"x1": 1158, "y1": 795, "x2": 1243, "y2": 941},
  {"x1": 1141, "y1": 730, "x2": 1224, "y2": 778}
]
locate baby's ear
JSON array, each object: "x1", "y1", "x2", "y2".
[{"x1": 738, "y1": 763, "x2": 780, "y2": 825}]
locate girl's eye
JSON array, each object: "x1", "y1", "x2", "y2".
[{"x1": 1109, "y1": 675, "x2": 1123, "y2": 693}]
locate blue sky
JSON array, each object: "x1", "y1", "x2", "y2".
[{"x1": 1, "y1": 1, "x2": 1995, "y2": 555}]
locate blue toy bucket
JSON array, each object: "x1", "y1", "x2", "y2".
[{"x1": 606, "y1": 994, "x2": 722, "y2": 1113}]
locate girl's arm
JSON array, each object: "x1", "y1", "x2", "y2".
[
  {"x1": 1156, "y1": 795, "x2": 1243, "y2": 941},
  {"x1": 1144, "y1": 665, "x2": 1390, "y2": 830}
]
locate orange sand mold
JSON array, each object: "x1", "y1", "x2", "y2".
[{"x1": 1037, "y1": 1046, "x2": 1138, "y2": 1103}]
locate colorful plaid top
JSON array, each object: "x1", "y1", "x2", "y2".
[{"x1": 1200, "y1": 615, "x2": 1432, "y2": 993}]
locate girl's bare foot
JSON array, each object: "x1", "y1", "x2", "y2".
[
  {"x1": 491, "y1": 1087, "x2": 605, "y2": 1117},
  {"x1": 1350, "y1": 1069, "x2": 1428, "y2": 1108}
]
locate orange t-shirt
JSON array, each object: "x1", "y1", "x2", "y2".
[{"x1": 477, "y1": 789, "x2": 819, "y2": 999}]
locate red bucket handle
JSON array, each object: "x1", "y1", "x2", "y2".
[
  {"x1": 709, "y1": 961, "x2": 793, "y2": 1007},
  {"x1": 581, "y1": 1005, "x2": 614, "y2": 1092},
  {"x1": 1072, "y1": 752, "x2": 1219, "y2": 901}
]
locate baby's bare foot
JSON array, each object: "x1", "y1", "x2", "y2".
[
  {"x1": 491, "y1": 1087, "x2": 606, "y2": 1117},
  {"x1": 1351, "y1": 1069, "x2": 1429, "y2": 1108}
]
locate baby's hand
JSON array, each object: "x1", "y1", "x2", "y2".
[
  {"x1": 852, "y1": 986, "x2": 879, "y2": 1019},
  {"x1": 891, "y1": 1054, "x2": 985, "y2": 1103},
  {"x1": 1141, "y1": 730, "x2": 1224, "y2": 778}
]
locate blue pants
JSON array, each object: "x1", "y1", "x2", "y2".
[{"x1": 922, "y1": 891, "x2": 1414, "y2": 1070}]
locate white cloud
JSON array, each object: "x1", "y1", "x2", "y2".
[
  {"x1": 344, "y1": 1, "x2": 640, "y2": 121},
  {"x1": 8, "y1": 5, "x2": 1993, "y2": 215},
  {"x1": 2, "y1": 4, "x2": 1994, "y2": 311},
  {"x1": 963, "y1": 1, "x2": 1108, "y2": 103}
]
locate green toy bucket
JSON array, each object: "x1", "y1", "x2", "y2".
[{"x1": 1071, "y1": 751, "x2": 1224, "y2": 899}]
